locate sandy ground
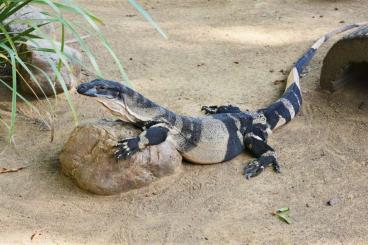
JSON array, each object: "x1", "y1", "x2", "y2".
[{"x1": 1, "y1": 0, "x2": 368, "y2": 244}]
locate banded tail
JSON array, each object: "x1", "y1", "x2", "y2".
[{"x1": 261, "y1": 23, "x2": 366, "y2": 130}]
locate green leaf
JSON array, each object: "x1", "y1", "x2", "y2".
[
  {"x1": 0, "y1": 0, "x2": 33, "y2": 23},
  {"x1": 0, "y1": 27, "x2": 18, "y2": 141},
  {"x1": 0, "y1": 117, "x2": 10, "y2": 130},
  {"x1": 0, "y1": 0, "x2": 142, "y2": 137},
  {"x1": 276, "y1": 207, "x2": 290, "y2": 213},
  {"x1": 0, "y1": 78, "x2": 40, "y2": 113},
  {"x1": 33, "y1": 0, "x2": 104, "y2": 25},
  {"x1": 276, "y1": 213, "x2": 292, "y2": 224},
  {"x1": 8, "y1": 49, "x2": 16, "y2": 142},
  {"x1": 6, "y1": 21, "x2": 51, "y2": 43},
  {"x1": 273, "y1": 207, "x2": 291, "y2": 224},
  {"x1": 0, "y1": 22, "x2": 18, "y2": 54},
  {"x1": 69, "y1": 20, "x2": 130, "y2": 85},
  {"x1": 55, "y1": 22, "x2": 65, "y2": 81},
  {"x1": 26, "y1": 62, "x2": 57, "y2": 97},
  {"x1": 62, "y1": 0, "x2": 100, "y2": 30},
  {"x1": 128, "y1": 0, "x2": 167, "y2": 39},
  {"x1": 14, "y1": 52, "x2": 55, "y2": 103},
  {"x1": 50, "y1": 63, "x2": 78, "y2": 125},
  {"x1": 34, "y1": 13, "x2": 102, "y2": 76},
  {"x1": 24, "y1": 35, "x2": 77, "y2": 123}
]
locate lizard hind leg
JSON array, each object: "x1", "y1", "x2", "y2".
[
  {"x1": 201, "y1": 105, "x2": 241, "y2": 114},
  {"x1": 243, "y1": 134, "x2": 281, "y2": 179}
]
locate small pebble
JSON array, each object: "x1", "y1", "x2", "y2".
[{"x1": 327, "y1": 198, "x2": 338, "y2": 206}]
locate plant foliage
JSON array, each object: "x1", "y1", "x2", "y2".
[{"x1": 0, "y1": 0, "x2": 166, "y2": 142}]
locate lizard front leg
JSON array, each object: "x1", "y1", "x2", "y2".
[
  {"x1": 201, "y1": 105, "x2": 241, "y2": 114},
  {"x1": 243, "y1": 133, "x2": 281, "y2": 179},
  {"x1": 115, "y1": 124, "x2": 169, "y2": 159}
]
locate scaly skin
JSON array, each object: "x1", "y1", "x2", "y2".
[{"x1": 77, "y1": 23, "x2": 363, "y2": 179}]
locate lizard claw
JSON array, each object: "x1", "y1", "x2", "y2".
[
  {"x1": 244, "y1": 159, "x2": 264, "y2": 179},
  {"x1": 114, "y1": 137, "x2": 140, "y2": 160},
  {"x1": 202, "y1": 105, "x2": 242, "y2": 114},
  {"x1": 243, "y1": 158, "x2": 281, "y2": 179},
  {"x1": 272, "y1": 161, "x2": 282, "y2": 173}
]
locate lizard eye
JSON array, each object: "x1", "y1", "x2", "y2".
[{"x1": 97, "y1": 85, "x2": 106, "y2": 90}]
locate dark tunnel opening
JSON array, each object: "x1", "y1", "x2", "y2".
[{"x1": 345, "y1": 62, "x2": 368, "y2": 85}]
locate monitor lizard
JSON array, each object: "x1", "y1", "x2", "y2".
[{"x1": 77, "y1": 23, "x2": 363, "y2": 179}]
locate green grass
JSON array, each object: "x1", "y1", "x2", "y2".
[{"x1": 0, "y1": 0, "x2": 166, "y2": 142}]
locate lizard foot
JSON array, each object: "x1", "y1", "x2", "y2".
[
  {"x1": 201, "y1": 105, "x2": 219, "y2": 114},
  {"x1": 114, "y1": 137, "x2": 140, "y2": 160},
  {"x1": 243, "y1": 157, "x2": 281, "y2": 179},
  {"x1": 201, "y1": 105, "x2": 241, "y2": 114}
]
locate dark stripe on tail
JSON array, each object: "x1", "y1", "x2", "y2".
[
  {"x1": 283, "y1": 83, "x2": 302, "y2": 113},
  {"x1": 261, "y1": 82, "x2": 302, "y2": 130},
  {"x1": 260, "y1": 23, "x2": 364, "y2": 130},
  {"x1": 295, "y1": 48, "x2": 316, "y2": 74}
]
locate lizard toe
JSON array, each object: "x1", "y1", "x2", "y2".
[
  {"x1": 244, "y1": 159, "x2": 264, "y2": 179},
  {"x1": 114, "y1": 137, "x2": 140, "y2": 160},
  {"x1": 243, "y1": 156, "x2": 281, "y2": 179},
  {"x1": 201, "y1": 105, "x2": 219, "y2": 114},
  {"x1": 272, "y1": 161, "x2": 282, "y2": 173}
]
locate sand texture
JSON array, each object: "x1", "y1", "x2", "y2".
[{"x1": 0, "y1": 0, "x2": 368, "y2": 244}]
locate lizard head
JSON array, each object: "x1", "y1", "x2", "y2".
[
  {"x1": 77, "y1": 79, "x2": 156, "y2": 123},
  {"x1": 77, "y1": 79, "x2": 124, "y2": 99},
  {"x1": 77, "y1": 79, "x2": 134, "y2": 121}
]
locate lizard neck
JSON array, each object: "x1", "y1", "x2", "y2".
[{"x1": 98, "y1": 88, "x2": 177, "y2": 125}]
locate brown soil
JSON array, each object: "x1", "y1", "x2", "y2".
[{"x1": 1, "y1": 0, "x2": 368, "y2": 244}]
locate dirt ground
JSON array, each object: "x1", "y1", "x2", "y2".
[{"x1": 1, "y1": 0, "x2": 368, "y2": 244}]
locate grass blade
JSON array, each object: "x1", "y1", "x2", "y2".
[
  {"x1": 276, "y1": 213, "x2": 292, "y2": 224},
  {"x1": 48, "y1": 59, "x2": 78, "y2": 125},
  {"x1": 128, "y1": 0, "x2": 167, "y2": 39},
  {"x1": 0, "y1": 117, "x2": 10, "y2": 130},
  {"x1": 0, "y1": 78, "x2": 40, "y2": 113},
  {"x1": 33, "y1": 14, "x2": 102, "y2": 76},
  {"x1": 70, "y1": 20, "x2": 130, "y2": 85},
  {"x1": 55, "y1": 22, "x2": 65, "y2": 81},
  {"x1": 33, "y1": 0, "x2": 104, "y2": 25},
  {"x1": 9, "y1": 50, "x2": 16, "y2": 142},
  {"x1": 0, "y1": 0, "x2": 33, "y2": 23}
]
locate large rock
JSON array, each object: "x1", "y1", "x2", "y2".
[
  {"x1": 6, "y1": 5, "x2": 56, "y2": 38},
  {"x1": 320, "y1": 25, "x2": 368, "y2": 91},
  {"x1": 19, "y1": 39, "x2": 82, "y2": 96},
  {"x1": 1, "y1": 5, "x2": 56, "y2": 82},
  {"x1": 59, "y1": 119, "x2": 182, "y2": 195},
  {"x1": 0, "y1": 5, "x2": 82, "y2": 96}
]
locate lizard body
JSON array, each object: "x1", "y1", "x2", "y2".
[{"x1": 77, "y1": 24, "x2": 363, "y2": 178}]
